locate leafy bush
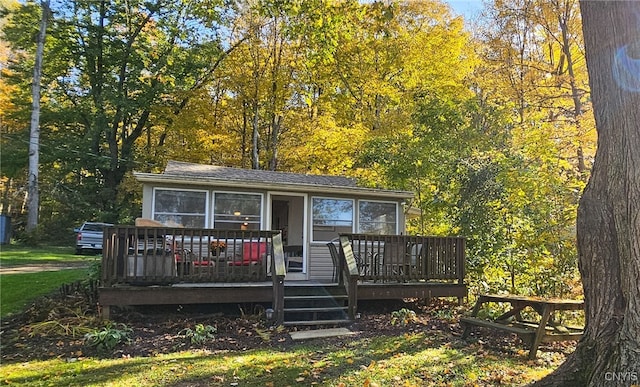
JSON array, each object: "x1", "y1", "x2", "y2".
[
  {"x1": 476, "y1": 304, "x2": 510, "y2": 320},
  {"x1": 86, "y1": 259, "x2": 102, "y2": 283},
  {"x1": 84, "y1": 323, "x2": 132, "y2": 351},
  {"x1": 391, "y1": 308, "x2": 418, "y2": 326},
  {"x1": 180, "y1": 324, "x2": 217, "y2": 345}
]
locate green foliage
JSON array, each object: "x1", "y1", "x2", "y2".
[
  {"x1": 2, "y1": 0, "x2": 227, "y2": 235},
  {"x1": 475, "y1": 305, "x2": 508, "y2": 321},
  {"x1": 390, "y1": 308, "x2": 418, "y2": 326},
  {"x1": 84, "y1": 323, "x2": 133, "y2": 351},
  {"x1": 0, "y1": 0, "x2": 589, "y2": 301},
  {"x1": 431, "y1": 308, "x2": 456, "y2": 322},
  {"x1": 85, "y1": 259, "x2": 102, "y2": 283},
  {"x1": 254, "y1": 327, "x2": 272, "y2": 342},
  {"x1": 179, "y1": 323, "x2": 217, "y2": 345}
]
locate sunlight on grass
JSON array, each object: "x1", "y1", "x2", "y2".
[
  {"x1": 0, "y1": 334, "x2": 561, "y2": 386},
  {"x1": 0, "y1": 269, "x2": 89, "y2": 316},
  {"x1": 0, "y1": 245, "x2": 563, "y2": 385},
  {"x1": 0, "y1": 245, "x2": 88, "y2": 266}
]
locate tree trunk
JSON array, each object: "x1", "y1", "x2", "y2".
[
  {"x1": 534, "y1": 1, "x2": 640, "y2": 386},
  {"x1": 26, "y1": 1, "x2": 49, "y2": 233},
  {"x1": 558, "y1": 9, "x2": 587, "y2": 177},
  {"x1": 252, "y1": 98, "x2": 260, "y2": 170}
]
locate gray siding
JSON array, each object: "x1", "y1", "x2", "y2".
[{"x1": 307, "y1": 243, "x2": 335, "y2": 281}]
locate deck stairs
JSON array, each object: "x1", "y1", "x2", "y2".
[{"x1": 282, "y1": 283, "x2": 352, "y2": 327}]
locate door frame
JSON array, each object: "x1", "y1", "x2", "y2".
[{"x1": 267, "y1": 191, "x2": 308, "y2": 280}]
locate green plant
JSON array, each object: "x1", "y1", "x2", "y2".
[
  {"x1": 180, "y1": 323, "x2": 217, "y2": 345},
  {"x1": 476, "y1": 304, "x2": 509, "y2": 320},
  {"x1": 391, "y1": 308, "x2": 418, "y2": 326},
  {"x1": 85, "y1": 259, "x2": 102, "y2": 283},
  {"x1": 84, "y1": 323, "x2": 133, "y2": 351},
  {"x1": 431, "y1": 308, "x2": 456, "y2": 322}
]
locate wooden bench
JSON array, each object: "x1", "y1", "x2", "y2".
[
  {"x1": 460, "y1": 317, "x2": 535, "y2": 336},
  {"x1": 460, "y1": 294, "x2": 584, "y2": 359},
  {"x1": 460, "y1": 317, "x2": 535, "y2": 346}
]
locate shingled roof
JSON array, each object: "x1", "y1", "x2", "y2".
[
  {"x1": 164, "y1": 160, "x2": 358, "y2": 188},
  {"x1": 134, "y1": 160, "x2": 413, "y2": 199}
]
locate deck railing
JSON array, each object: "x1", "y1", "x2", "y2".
[
  {"x1": 340, "y1": 234, "x2": 465, "y2": 284},
  {"x1": 101, "y1": 227, "x2": 284, "y2": 285}
]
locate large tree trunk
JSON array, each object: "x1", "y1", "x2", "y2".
[
  {"x1": 26, "y1": 1, "x2": 49, "y2": 233},
  {"x1": 534, "y1": 1, "x2": 640, "y2": 386}
]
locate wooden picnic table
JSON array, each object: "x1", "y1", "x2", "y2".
[{"x1": 460, "y1": 294, "x2": 584, "y2": 359}]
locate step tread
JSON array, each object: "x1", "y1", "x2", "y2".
[
  {"x1": 284, "y1": 290, "x2": 348, "y2": 295},
  {"x1": 284, "y1": 306, "x2": 349, "y2": 313},
  {"x1": 283, "y1": 319, "x2": 352, "y2": 327},
  {"x1": 284, "y1": 295, "x2": 349, "y2": 301},
  {"x1": 289, "y1": 328, "x2": 356, "y2": 341}
]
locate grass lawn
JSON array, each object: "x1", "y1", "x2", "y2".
[
  {"x1": 0, "y1": 246, "x2": 566, "y2": 385},
  {"x1": 0, "y1": 245, "x2": 94, "y2": 317},
  {"x1": 0, "y1": 244, "x2": 91, "y2": 266},
  {"x1": 0, "y1": 269, "x2": 90, "y2": 316},
  {"x1": 0, "y1": 332, "x2": 561, "y2": 386}
]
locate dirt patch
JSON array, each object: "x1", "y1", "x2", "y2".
[{"x1": 0, "y1": 286, "x2": 577, "y2": 363}]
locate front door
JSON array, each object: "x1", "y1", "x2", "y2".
[{"x1": 270, "y1": 193, "x2": 307, "y2": 280}]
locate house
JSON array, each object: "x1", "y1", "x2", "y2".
[
  {"x1": 99, "y1": 161, "x2": 467, "y2": 325},
  {"x1": 135, "y1": 160, "x2": 415, "y2": 281}
]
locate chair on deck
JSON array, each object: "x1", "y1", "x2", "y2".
[
  {"x1": 222, "y1": 241, "x2": 268, "y2": 281},
  {"x1": 382, "y1": 240, "x2": 411, "y2": 279},
  {"x1": 407, "y1": 243, "x2": 424, "y2": 276},
  {"x1": 283, "y1": 245, "x2": 303, "y2": 272}
]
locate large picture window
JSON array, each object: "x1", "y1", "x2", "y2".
[
  {"x1": 153, "y1": 189, "x2": 207, "y2": 227},
  {"x1": 214, "y1": 193, "x2": 262, "y2": 230},
  {"x1": 358, "y1": 201, "x2": 397, "y2": 234},
  {"x1": 312, "y1": 198, "x2": 353, "y2": 241}
]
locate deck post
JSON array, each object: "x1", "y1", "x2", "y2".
[
  {"x1": 339, "y1": 235, "x2": 359, "y2": 320},
  {"x1": 457, "y1": 238, "x2": 466, "y2": 304},
  {"x1": 100, "y1": 305, "x2": 110, "y2": 319},
  {"x1": 271, "y1": 232, "x2": 286, "y2": 325}
]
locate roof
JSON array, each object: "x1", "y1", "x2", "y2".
[
  {"x1": 164, "y1": 160, "x2": 358, "y2": 187},
  {"x1": 134, "y1": 161, "x2": 413, "y2": 199}
]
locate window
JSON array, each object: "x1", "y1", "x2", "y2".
[
  {"x1": 358, "y1": 201, "x2": 397, "y2": 234},
  {"x1": 214, "y1": 193, "x2": 262, "y2": 230},
  {"x1": 312, "y1": 198, "x2": 353, "y2": 241},
  {"x1": 153, "y1": 189, "x2": 207, "y2": 227}
]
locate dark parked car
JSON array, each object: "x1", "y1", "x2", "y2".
[{"x1": 74, "y1": 222, "x2": 113, "y2": 254}]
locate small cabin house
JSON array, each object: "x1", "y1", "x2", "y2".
[{"x1": 135, "y1": 160, "x2": 414, "y2": 281}]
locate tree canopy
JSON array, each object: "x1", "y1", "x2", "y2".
[{"x1": 1, "y1": 0, "x2": 595, "y2": 299}]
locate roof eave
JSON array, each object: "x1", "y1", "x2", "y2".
[{"x1": 134, "y1": 172, "x2": 414, "y2": 199}]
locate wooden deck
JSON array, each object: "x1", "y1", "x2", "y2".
[{"x1": 99, "y1": 228, "x2": 467, "y2": 323}]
